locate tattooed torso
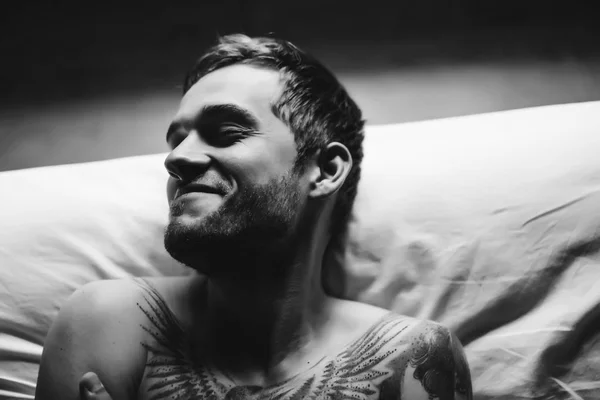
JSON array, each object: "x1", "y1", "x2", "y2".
[{"x1": 134, "y1": 279, "x2": 472, "y2": 400}]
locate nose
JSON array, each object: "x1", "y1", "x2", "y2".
[{"x1": 164, "y1": 133, "x2": 211, "y2": 183}]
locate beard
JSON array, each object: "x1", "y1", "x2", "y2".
[{"x1": 164, "y1": 170, "x2": 303, "y2": 278}]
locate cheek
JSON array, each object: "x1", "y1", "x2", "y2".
[{"x1": 231, "y1": 144, "x2": 297, "y2": 186}]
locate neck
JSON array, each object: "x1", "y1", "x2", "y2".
[{"x1": 196, "y1": 222, "x2": 333, "y2": 380}]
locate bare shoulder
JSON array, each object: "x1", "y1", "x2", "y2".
[
  {"x1": 35, "y1": 278, "x2": 171, "y2": 400},
  {"x1": 315, "y1": 310, "x2": 472, "y2": 400}
]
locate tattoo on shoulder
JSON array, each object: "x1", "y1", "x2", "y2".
[
  {"x1": 133, "y1": 278, "x2": 472, "y2": 400},
  {"x1": 407, "y1": 323, "x2": 473, "y2": 400}
]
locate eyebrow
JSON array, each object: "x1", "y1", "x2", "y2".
[{"x1": 166, "y1": 104, "x2": 261, "y2": 143}]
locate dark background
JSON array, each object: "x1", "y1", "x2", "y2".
[{"x1": 1, "y1": 1, "x2": 599, "y2": 171}]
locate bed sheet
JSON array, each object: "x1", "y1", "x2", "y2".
[
  {"x1": 326, "y1": 102, "x2": 600, "y2": 399},
  {"x1": 1, "y1": 101, "x2": 600, "y2": 399}
]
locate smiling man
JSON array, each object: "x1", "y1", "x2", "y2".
[{"x1": 35, "y1": 35, "x2": 472, "y2": 400}]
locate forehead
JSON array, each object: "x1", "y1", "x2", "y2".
[{"x1": 177, "y1": 64, "x2": 283, "y2": 120}]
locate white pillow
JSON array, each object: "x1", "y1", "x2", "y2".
[
  {"x1": 0, "y1": 154, "x2": 188, "y2": 399},
  {"x1": 1, "y1": 101, "x2": 599, "y2": 399},
  {"x1": 328, "y1": 100, "x2": 600, "y2": 399}
]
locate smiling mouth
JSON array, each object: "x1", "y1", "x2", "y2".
[
  {"x1": 178, "y1": 191, "x2": 218, "y2": 198},
  {"x1": 175, "y1": 184, "x2": 224, "y2": 199}
]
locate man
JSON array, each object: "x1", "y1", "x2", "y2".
[{"x1": 36, "y1": 34, "x2": 472, "y2": 400}]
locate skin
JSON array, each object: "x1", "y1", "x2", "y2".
[
  {"x1": 161, "y1": 64, "x2": 352, "y2": 378},
  {"x1": 36, "y1": 64, "x2": 472, "y2": 400}
]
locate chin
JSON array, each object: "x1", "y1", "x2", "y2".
[
  {"x1": 163, "y1": 206, "x2": 236, "y2": 270},
  {"x1": 163, "y1": 220, "x2": 212, "y2": 273}
]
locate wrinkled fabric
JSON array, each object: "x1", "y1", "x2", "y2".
[
  {"x1": 1, "y1": 101, "x2": 599, "y2": 399},
  {"x1": 327, "y1": 101, "x2": 600, "y2": 399},
  {"x1": 0, "y1": 155, "x2": 190, "y2": 399}
]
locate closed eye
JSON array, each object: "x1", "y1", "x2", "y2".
[
  {"x1": 209, "y1": 123, "x2": 256, "y2": 144},
  {"x1": 165, "y1": 123, "x2": 258, "y2": 150},
  {"x1": 219, "y1": 123, "x2": 247, "y2": 134}
]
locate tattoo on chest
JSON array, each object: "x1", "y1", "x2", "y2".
[{"x1": 134, "y1": 279, "x2": 471, "y2": 400}]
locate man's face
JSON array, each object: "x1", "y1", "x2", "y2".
[{"x1": 163, "y1": 64, "x2": 306, "y2": 273}]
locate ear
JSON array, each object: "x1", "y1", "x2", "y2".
[{"x1": 308, "y1": 142, "x2": 352, "y2": 199}]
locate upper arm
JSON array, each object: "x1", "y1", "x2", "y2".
[
  {"x1": 401, "y1": 321, "x2": 473, "y2": 400},
  {"x1": 35, "y1": 280, "x2": 147, "y2": 400}
]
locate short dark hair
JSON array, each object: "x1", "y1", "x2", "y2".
[{"x1": 183, "y1": 34, "x2": 365, "y2": 239}]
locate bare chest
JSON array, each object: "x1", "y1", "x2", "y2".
[
  {"x1": 132, "y1": 279, "x2": 432, "y2": 400},
  {"x1": 136, "y1": 317, "x2": 414, "y2": 400}
]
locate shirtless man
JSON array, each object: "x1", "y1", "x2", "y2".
[{"x1": 35, "y1": 34, "x2": 472, "y2": 400}]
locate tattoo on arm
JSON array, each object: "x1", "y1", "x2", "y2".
[{"x1": 405, "y1": 323, "x2": 473, "y2": 400}]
